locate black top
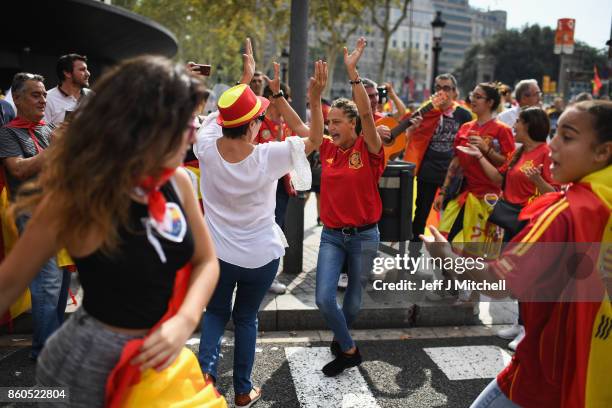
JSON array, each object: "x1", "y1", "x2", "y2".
[
  {"x1": 0, "y1": 124, "x2": 54, "y2": 198},
  {"x1": 419, "y1": 105, "x2": 472, "y2": 185},
  {"x1": 74, "y1": 181, "x2": 194, "y2": 329}
]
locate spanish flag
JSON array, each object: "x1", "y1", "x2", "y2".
[
  {"x1": 0, "y1": 170, "x2": 31, "y2": 329},
  {"x1": 593, "y1": 66, "x2": 603, "y2": 96}
]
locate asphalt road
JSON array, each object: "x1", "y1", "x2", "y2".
[{"x1": 0, "y1": 332, "x2": 513, "y2": 408}]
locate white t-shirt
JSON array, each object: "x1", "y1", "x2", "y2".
[
  {"x1": 44, "y1": 86, "x2": 92, "y2": 125},
  {"x1": 195, "y1": 112, "x2": 295, "y2": 268},
  {"x1": 497, "y1": 105, "x2": 520, "y2": 135}
]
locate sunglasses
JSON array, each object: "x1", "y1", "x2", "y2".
[
  {"x1": 435, "y1": 84, "x2": 455, "y2": 92},
  {"x1": 256, "y1": 112, "x2": 266, "y2": 122},
  {"x1": 469, "y1": 92, "x2": 487, "y2": 101}
]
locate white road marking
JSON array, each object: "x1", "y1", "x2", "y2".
[
  {"x1": 424, "y1": 345, "x2": 512, "y2": 380},
  {"x1": 285, "y1": 347, "x2": 380, "y2": 408}
]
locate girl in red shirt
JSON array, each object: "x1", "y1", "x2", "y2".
[
  {"x1": 459, "y1": 107, "x2": 556, "y2": 241},
  {"x1": 423, "y1": 100, "x2": 612, "y2": 408},
  {"x1": 315, "y1": 38, "x2": 387, "y2": 377}
]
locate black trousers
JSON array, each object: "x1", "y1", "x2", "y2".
[{"x1": 409, "y1": 177, "x2": 442, "y2": 256}]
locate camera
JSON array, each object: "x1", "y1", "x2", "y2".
[{"x1": 377, "y1": 86, "x2": 388, "y2": 104}]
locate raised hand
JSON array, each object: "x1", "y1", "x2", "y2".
[
  {"x1": 431, "y1": 91, "x2": 450, "y2": 109},
  {"x1": 239, "y1": 38, "x2": 256, "y2": 85},
  {"x1": 383, "y1": 82, "x2": 396, "y2": 96},
  {"x1": 267, "y1": 62, "x2": 281, "y2": 95},
  {"x1": 307, "y1": 60, "x2": 328, "y2": 99},
  {"x1": 343, "y1": 37, "x2": 367, "y2": 80}
]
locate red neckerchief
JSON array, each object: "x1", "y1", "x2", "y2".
[
  {"x1": 6, "y1": 117, "x2": 46, "y2": 153},
  {"x1": 137, "y1": 168, "x2": 176, "y2": 223}
]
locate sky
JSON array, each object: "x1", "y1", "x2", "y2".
[{"x1": 468, "y1": 0, "x2": 611, "y2": 49}]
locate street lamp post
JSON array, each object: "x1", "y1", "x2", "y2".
[
  {"x1": 430, "y1": 11, "x2": 446, "y2": 94},
  {"x1": 281, "y1": 48, "x2": 290, "y2": 83}
]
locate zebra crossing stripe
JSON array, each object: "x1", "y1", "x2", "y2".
[
  {"x1": 285, "y1": 347, "x2": 381, "y2": 408},
  {"x1": 424, "y1": 346, "x2": 512, "y2": 380}
]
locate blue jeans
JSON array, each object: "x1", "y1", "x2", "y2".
[
  {"x1": 470, "y1": 379, "x2": 520, "y2": 408},
  {"x1": 198, "y1": 258, "x2": 279, "y2": 394},
  {"x1": 15, "y1": 215, "x2": 70, "y2": 359},
  {"x1": 315, "y1": 226, "x2": 379, "y2": 352}
]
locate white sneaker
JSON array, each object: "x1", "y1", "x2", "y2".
[
  {"x1": 508, "y1": 326, "x2": 525, "y2": 351},
  {"x1": 337, "y1": 273, "x2": 348, "y2": 289},
  {"x1": 268, "y1": 279, "x2": 286, "y2": 295},
  {"x1": 497, "y1": 323, "x2": 522, "y2": 340}
]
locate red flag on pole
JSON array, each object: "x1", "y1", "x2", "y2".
[{"x1": 593, "y1": 66, "x2": 602, "y2": 96}]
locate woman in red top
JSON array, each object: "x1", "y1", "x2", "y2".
[
  {"x1": 460, "y1": 107, "x2": 556, "y2": 241},
  {"x1": 315, "y1": 38, "x2": 394, "y2": 377},
  {"x1": 423, "y1": 100, "x2": 612, "y2": 408},
  {"x1": 434, "y1": 82, "x2": 515, "y2": 244}
]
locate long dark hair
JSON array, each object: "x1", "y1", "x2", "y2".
[
  {"x1": 15, "y1": 56, "x2": 207, "y2": 253},
  {"x1": 507, "y1": 107, "x2": 551, "y2": 169}
]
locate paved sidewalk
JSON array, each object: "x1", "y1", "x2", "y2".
[
  {"x1": 242, "y1": 196, "x2": 517, "y2": 331},
  {"x1": 1, "y1": 195, "x2": 517, "y2": 334}
]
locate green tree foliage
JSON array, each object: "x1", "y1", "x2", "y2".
[
  {"x1": 454, "y1": 24, "x2": 606, "y2": 96},
  {"x1": 309, "y1": 0, "x2": 366, "y2": 97},
  {"x1": 112, "y1": 0, "x2": 290, "y2": 84}
]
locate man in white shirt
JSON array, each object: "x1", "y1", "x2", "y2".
[
  {"x1": 44, "y1": 54, "x2": 92, "y2": 125},
  {"x1": 497, "y1": 79, "x2": 541, "y2": 134}
]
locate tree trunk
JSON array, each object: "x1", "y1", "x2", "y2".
[
  {"x1": 378, "y1": 33, "x2": 391, "y2": 84},
  {"x1": 323, "y1": 44, "x2": 340, "y2": 98}
]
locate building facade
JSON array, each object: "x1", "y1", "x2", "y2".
[
  {"x1": 307, "y1": 0, "x2": 505, "y2": 102},
  {"x1": 432, "y1": 0, "x2": 506, "y2": 75}
]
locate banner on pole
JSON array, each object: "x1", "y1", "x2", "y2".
[{"x1": 554, "y1": 18, "x2": 575, "y2": 55}]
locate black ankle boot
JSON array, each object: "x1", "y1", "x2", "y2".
[
  {"x1": 322, "y1": 347, "x2": 362, "y2": 377},
  {"x1": 330, "y1": 340, "x2": 341, "y2": 357}
]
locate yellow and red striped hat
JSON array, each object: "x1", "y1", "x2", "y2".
[{"x1": 217, "y1": 84, "x2": 270, "y2": 128}]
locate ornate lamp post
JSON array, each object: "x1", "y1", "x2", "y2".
[{"x1": 430, "y1": 11, "x2": 446, "y2": 94}]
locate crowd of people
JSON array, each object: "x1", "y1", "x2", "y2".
[{"x1": 0, "y1": 34, "x2": 610, "y2": 408}]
